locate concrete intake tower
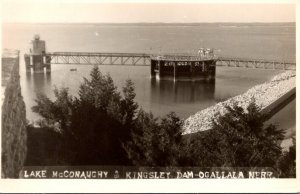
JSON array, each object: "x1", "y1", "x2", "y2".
[
  {"x1": 24, "y1": 35, "x2": 51, "y2": 73},
  {"x1": 150, "y1": 54, "x2": 216, "y2": 82}
]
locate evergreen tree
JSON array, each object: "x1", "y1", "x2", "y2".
[
  {"x1": 124, "y1": 110, "x2": 159, "y2": 166},
  {"x1": 277, "y1": 137, "x2": 296, "y2": 178},
  {"x1": 62, "y1": 66, "x2": 133, "y2": 165},
  {"x1": 121, "y1": 79, "x2": 138, "y2": 126},
  {"x1": 187, "y1": 100, "x2": 285, "y2": 167},
  {"x1": 155, "y1": 112, "x2": 183, "y2": 166},
  {"x1": 124, "y1": 111, "x2": 183, "y2": 166},
  {"x1": 32, "y1": 87, "x2": 73, "y2": 130},
  {"x1": 32, "y1": 66, "x2": 138, "y2": 165},
  {"x1": 31, "y1": 67, "x2": 292, "y2": 175},
  {"x1": 78, "y1": 66, "x2": 120, "y2": 110}
]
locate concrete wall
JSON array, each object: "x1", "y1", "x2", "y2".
[
  {"x1": 1, "y1": 50, "x2": 27, "y2": 178},
  {"x1": 261, "y1": 87, "x2": 296, "y2": 119}
]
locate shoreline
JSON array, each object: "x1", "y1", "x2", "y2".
[{"x1": 183, "y1": 70, "x2": 296, "y2": 135}]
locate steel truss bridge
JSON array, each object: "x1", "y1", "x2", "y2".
[
  {"x1": 47, "y1": 52, "x2": 151, "y2": 66},
  {"x1": 45, "y1": 52, "x2": 296, "y2": 70},
  {"x1": 216, "y1": 58, "x2": 296, "y2": 70}
]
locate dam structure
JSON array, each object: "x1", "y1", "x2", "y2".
[{"x1": 24, "y1": 36, "x2": 296, "y2": 81}]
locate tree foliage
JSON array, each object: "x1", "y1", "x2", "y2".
[
  {"x1": 31, "y1": 67, "x2": 295, "y2": 178},
  {"x1": 185, "y1": 101, "x2": 285, "y2": 167},
  {"x1": 276, "y1": 138, "x2": 296, "y2": 178},
  {"x1": 32, "y1": 66, "x2": 138, "y2": 165},
  {"x1": 124, "y1": 111, "x2": 183, "y2": 166},
  {"x1": 32, "y1": 87, "x2": 73, "y2": 130}
]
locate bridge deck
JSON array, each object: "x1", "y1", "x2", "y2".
[
  {"x1": 46, "y1": 52, "x2": 151, "y2": 66},
  {"x1": 39, "y1": 52, "x2": 295, "y2": 70},
  {"x1": 47, "y1": 52, "x2": 150, "y2": 57}
]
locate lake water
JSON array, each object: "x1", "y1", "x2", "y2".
[{"x1": 2, "y1": 23, "x2": 296, "y2": 129}]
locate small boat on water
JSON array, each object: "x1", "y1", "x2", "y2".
[{"x1": 70, "y1": 68, "x2": 77, "y2": 72}]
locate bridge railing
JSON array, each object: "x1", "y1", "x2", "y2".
[
  {"x1": 150, "y1": 55, "x2": 217, "y2": 61},
  {"x1": 39, "y1": 52, "x2": 296, "y2": 70},
  {"x1": 216, "y1": 58, "x2": 296, "y2": 70},
  {"x1": 46, "y1": 52, "x2": 150, "y2": 57},
  {"x1": 46, "y1": 52, "x2": 151, "y2": 66}
]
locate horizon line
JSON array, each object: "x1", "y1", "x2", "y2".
[{"x1": 2, "y1": 21, "x2": 296, "y2": 24}]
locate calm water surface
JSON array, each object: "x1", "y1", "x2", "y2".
[{"x1": 2, "y1": 23, "x2": 295, "y2": 129}]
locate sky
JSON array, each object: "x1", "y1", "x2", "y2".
[{"x1": 1, "y1": 0, "x2": 296, "y2": 23}]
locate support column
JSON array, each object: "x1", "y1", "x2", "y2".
[
  {"x1": 24, "y1": 54, "x2": 31, "y2": 73},
  {"x1": 190, "y1": 61, "x2": 195, "y2": 79},
  {"x1": 173, "y1": 61, "x2": 177, "y2": 81},
  {"x1": 208, "y1": 60, "x2": 216, "y2": 83},
  {"x1": 150, "y1": 59, "x2": 156, "y2": 78},
  {"x1": 158, "y1": 60, "x2": 163, "y2": 78},
  {"x1": 211, "y1": 60, "x2": 216, "y2": 77},
  {"x1": 202, "y1": 61, "x2": 205, "y2": 72},
  {"x1": 45, "y1": 55, "x2": 51, "y2": 73},
  {"x1": 32, "y1": 55, "x2": 44, "y2": 73}
]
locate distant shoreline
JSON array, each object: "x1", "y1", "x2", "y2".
[{"x1": 2, "y1": 22, "x2": 296, "y2": 26}]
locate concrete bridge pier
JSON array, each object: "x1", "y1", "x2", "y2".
[
  {"x1": 32, "y1": 55, "x2": 44, "y2": 73},
  {"x1": 24, "y1": 54, "x2": 51, "y2": 74}
]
